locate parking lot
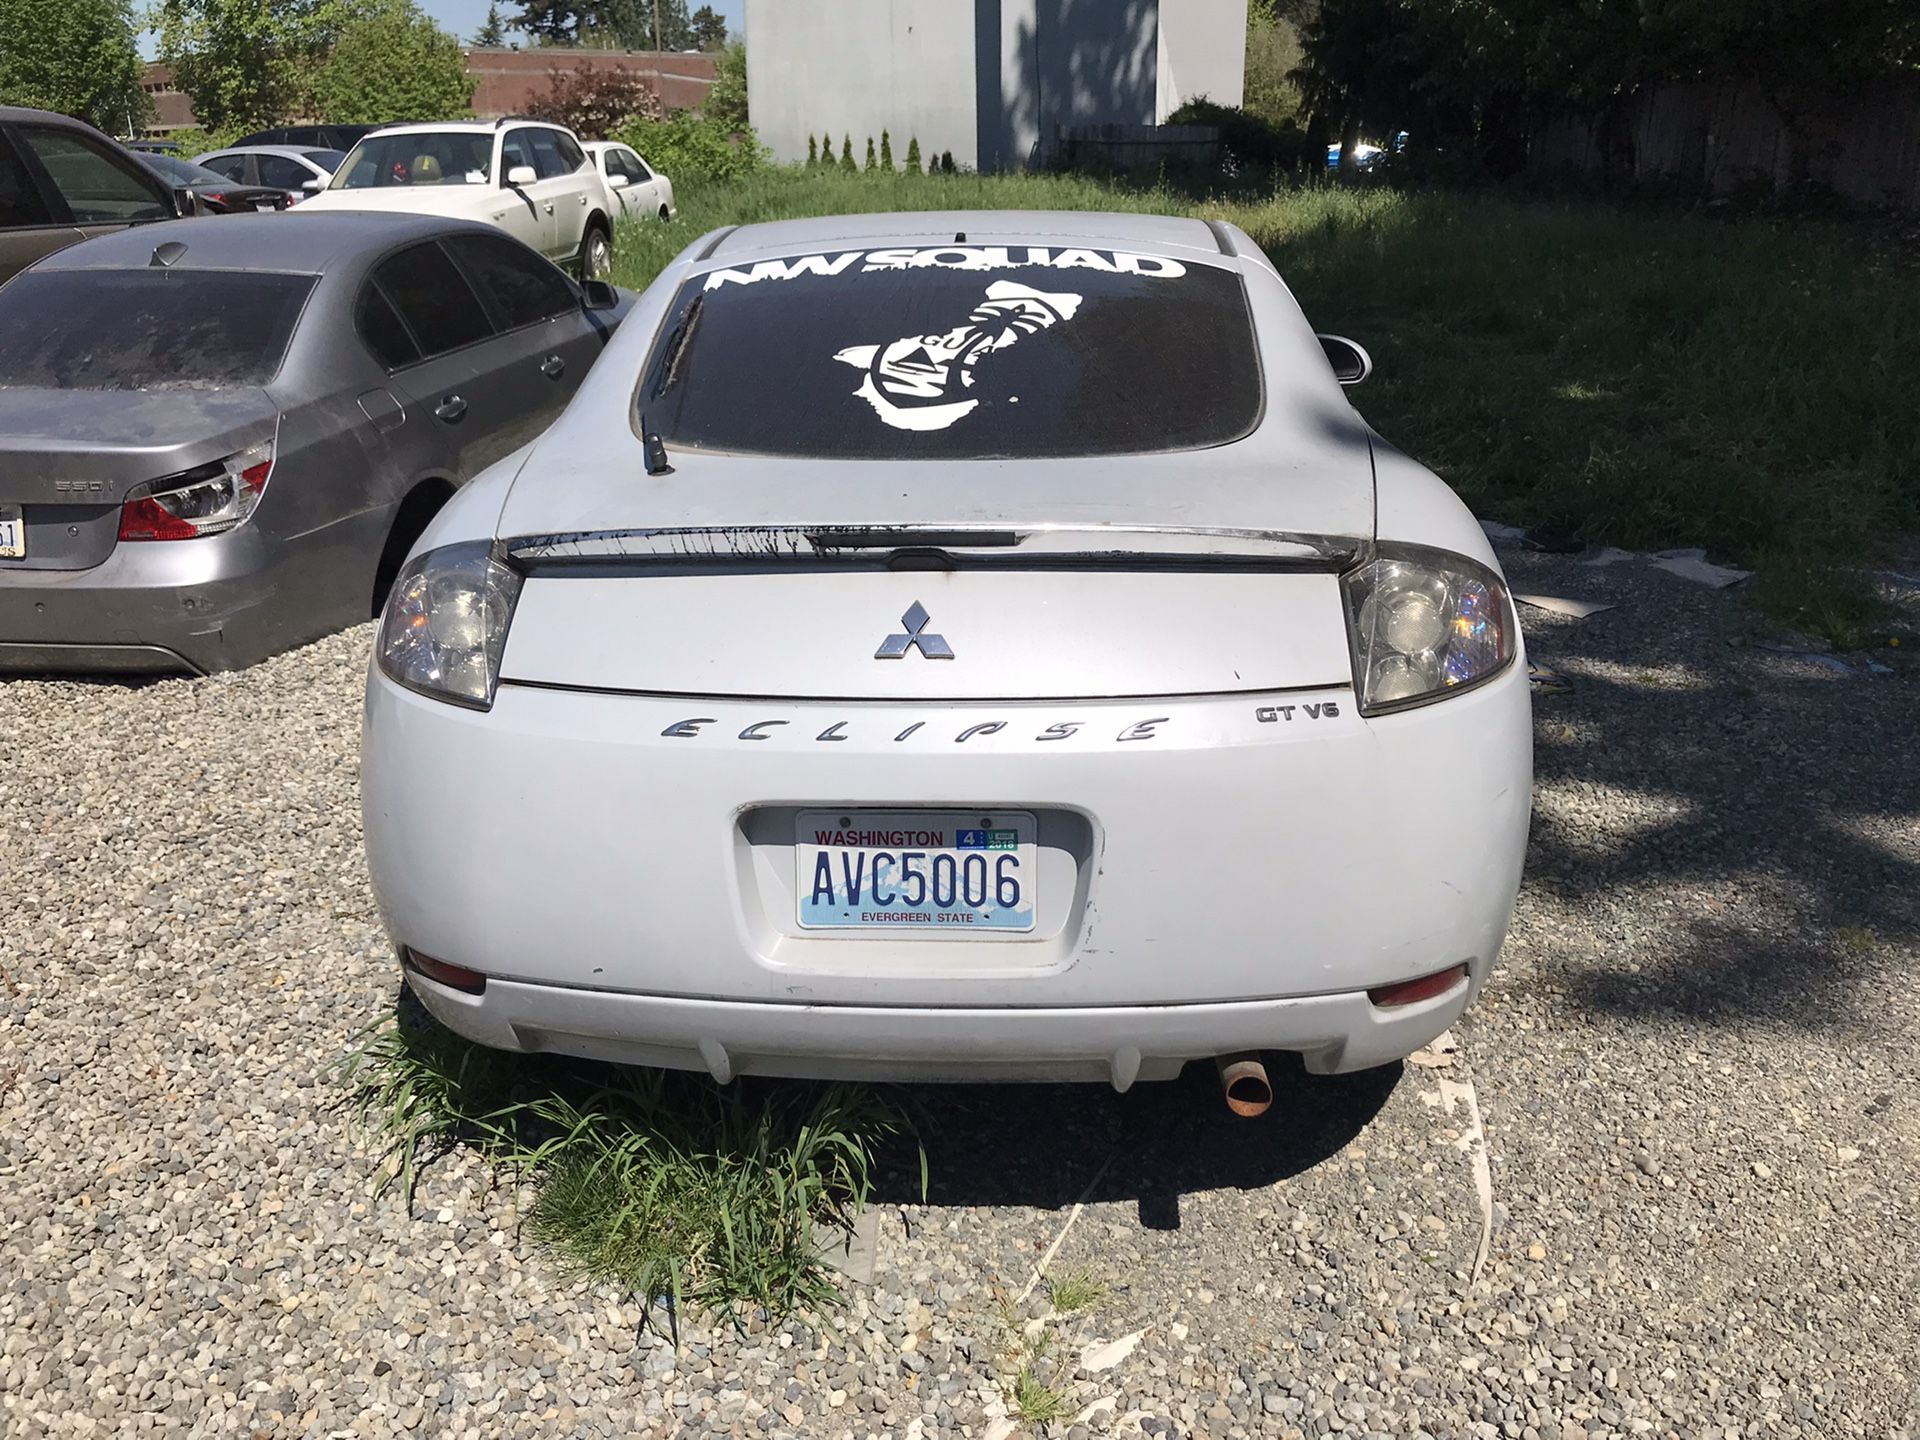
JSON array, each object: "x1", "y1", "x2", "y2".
[{"x1": 2, "y1": 540, "x2": 1916, "y2": 1439}]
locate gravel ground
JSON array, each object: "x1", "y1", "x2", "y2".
[{"x1": 2, "y1": 546, "x2": 1917, "y2": 1439}]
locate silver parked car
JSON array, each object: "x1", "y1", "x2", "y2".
[
  {"x1": 0, "y1": 212, "x2": 629, "y2": 674},
  {"x1": 361, "y1": 211, "x2": 1531, "y2": 1104}
]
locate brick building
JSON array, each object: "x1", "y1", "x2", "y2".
[
  {"x1": 136, "y1": 64, "x2": 200, "y2": 138},
  {"x1": 136, "y1": 48, "x2": 715, "y2": 137},
  {"x1": 464, "y1": 47, "x2": 715, "y2": 118}
]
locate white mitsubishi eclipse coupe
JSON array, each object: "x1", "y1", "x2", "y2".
[{"x1": 361, "y1": 211, "x2": 1531, "y2": 1107}]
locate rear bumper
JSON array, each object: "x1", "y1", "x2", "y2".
[
  {"x1": 0, "y1": 509, "x2": 384, "y2": 674},
  {"x1": 363, "y1": 658, "x2": 1532, "y2": 1080},
  {"x1": 406, "y1": 965, "x2": 1474, "y2": 1083}
]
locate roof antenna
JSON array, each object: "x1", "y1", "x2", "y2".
[
  {"x1": 954, "y1": 230, "x2": 966, "y2": 243},
  {"x1": 149, "y1": 240, "x2": 188, "y2": 269},
  {"x1": 640, "y1": 414, "x2": 673, "y2": 476}
]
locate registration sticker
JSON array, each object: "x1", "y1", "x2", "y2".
[
  {"x1": 795, "y1": 809, "x2": 1037, "y2": 933},
  {"x1": 0, "y1": 504, "x2": 23, "y2": 560}
]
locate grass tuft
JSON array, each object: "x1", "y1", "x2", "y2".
[
  {"x1": 339, "y1": 1008, "x2": 910, "y2": 1318},
  {"x1": 1046, "y1": 1267, "x2": 1108, "y2": 1315},
  {"x1": 612, "y1": 169, "x2": 1918, "y2": 649},
  {"x1": 1011, "y1": 1362, "x2": 1075, "y2": 1424}
]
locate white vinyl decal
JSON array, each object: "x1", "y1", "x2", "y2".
[
  {"x1": 701, "y1": 246, "x2": 1186, "y2": 290},
  {"x1": 831, "y1": 280, "x2": 1083, "y2": 431}
]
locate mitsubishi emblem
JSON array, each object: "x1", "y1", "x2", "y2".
[{"x1": 875, "y1": 601, "x2": 954, "y2": 660}]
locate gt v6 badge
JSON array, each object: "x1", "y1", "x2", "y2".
[
  {"x1": 1256, "y1": 701, "x2": 1340, "y2": 722},
  {"x1": 874, "y1": 601, "x2": 953, "y2": 660}
]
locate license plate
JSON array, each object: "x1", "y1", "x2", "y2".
[
  {"x1": 0, "y1": 504, "x2": 22, "y2": 559},
  {"x1": 254, "y1": 201, "x2": 279, "y2": 212},
  {"x1": 795, "y1": 809, "x2": 1037, "y2": 932}
]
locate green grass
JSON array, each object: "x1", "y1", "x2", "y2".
[
  {"x1": 340, "y1": 1012, "x2": 909, "y2": 1318},
  {"x1": 1046, "y1": 1267, "x2": 1108, "y2": 1315},
  {"x1": 613, "y1": 169, "x2": 1919, "y2": 647},
  {"x1": 1010, "y1": 1361, "x2": 1075, "y2": 1424}
]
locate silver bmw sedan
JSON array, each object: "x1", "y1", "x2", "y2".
[{"x1": 0, "y1": 212, "x2": 628, "y2": 674}]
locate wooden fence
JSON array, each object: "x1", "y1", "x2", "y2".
[
  {"x1": 1532, "y1": 77, "x2": 1920, "y2": 215},
  {"x1": 1056, "y1": 123, "x2": 1221, "y2": 171}
]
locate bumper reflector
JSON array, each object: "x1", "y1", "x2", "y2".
[
  {"x1": 1367, "y1": 963, "x2": 1467, "y2": 1010},
  {"x1": 403, "y1": 948, "x2": 487, "y2": 995}
]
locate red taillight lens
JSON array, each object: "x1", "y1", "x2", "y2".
[
  {"x1": 403, "y1": 949, "x2": 487, "y2": 995},
  {"x1": 1367, "y1": 963, "x2": 1468, "y2": 1009},
  {"x1": 119, "y1": 443, "x2": 272, "y2": 542}
]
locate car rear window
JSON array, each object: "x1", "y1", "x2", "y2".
[
  {"x1": 0, "y1": 270, "x2": 315, "y2": 389},
  {"x1": 640, "y1": 246, "x2": 1263, "y2": 459}
]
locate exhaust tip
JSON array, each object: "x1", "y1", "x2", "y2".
[{"x1": 1215, "y1": 1052, "x2": 1273, "y2": 1118}]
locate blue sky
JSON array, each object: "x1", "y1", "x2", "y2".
[{"x1": 424, "y1": 0, "x2": 743, "y2": 45}]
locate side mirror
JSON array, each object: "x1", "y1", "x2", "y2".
[
  {"x1": 301, "y1": 177, "x2": 323, "y2": 192},
  {"x1": 607, "y1": 172, "x2": 631, "y2": 190},
  {"x1": 580, "y1": 278, "x2": 619, "y2": 311},
  {"x1": 506, "y1": 164, "x2": 537, "y2": 187},
  {"x1": 172, "y1": 186, "x2": 196, "y2": 217},
  {"x1": 1317, "y1": 333, "x2": 1373, "y2": 386}
]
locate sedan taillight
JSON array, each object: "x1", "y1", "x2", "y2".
[{"x1": 119, "y1": 442, "x2": 273, "y2": 542}]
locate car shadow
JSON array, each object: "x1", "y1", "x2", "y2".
[
  {"x1": 871, "y1": 1056, "x2": 1399, "y2": 1227},
  {"x1": 1507, "y1": 557, "x2": 1920, "y2": 1032}
]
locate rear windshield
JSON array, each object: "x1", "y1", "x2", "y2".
[
  {"x1": 0, "y1": 270, "x2": 315, "y2": 390},
  {"x1": 641, "y1": 246, "x2": 1264, "y2": 459},
  {"x1": 333, "y1": 132, "x2": 492, "y2": 188}
]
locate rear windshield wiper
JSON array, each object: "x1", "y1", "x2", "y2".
[{"x1": 648, "y1": 295, "x2": 704, "y2": 401}]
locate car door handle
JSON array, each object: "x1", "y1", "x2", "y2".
[
  {"x1": 434, "y1": 394, "x2": 467, "y2": 423},
  {"x1": 539, "y1": 354, "x2": 565, "y2": 379},
  {"x1": 543, "y1": 201, "x2": 554, "y2": 214}
]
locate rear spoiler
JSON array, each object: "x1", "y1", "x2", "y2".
[{"x1": 504, "y1": 524, "x2": 1368, "y2": 575}]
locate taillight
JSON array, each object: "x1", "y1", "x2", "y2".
[{"x1": 119, "y1": 442, "x2": 273, "y2": 542}]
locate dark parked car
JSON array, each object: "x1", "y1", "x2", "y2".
[
  {"x1": 234, "y1": 124, "x2": 381, "y2": 153},
  {"x1": 0, "y1": 213, "x2": 632, "y2": 674},
  {"x1": 139, "y1": 152, "x2": 292, "y2": 213},
  {"x1": 0, "y1": 106, "x2": 184, "y2": 286}
]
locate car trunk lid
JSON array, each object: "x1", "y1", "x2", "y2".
[
  {"x1": 0, "y1": 388, "x2": 278, "y2": 571},
  {"x1": 496, "y1": 444, "x2": 1374, "y2": 701}
]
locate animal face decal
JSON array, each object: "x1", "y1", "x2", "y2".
[{"x1": 831, "y1": 281, "x2": 1084, "y2": 432}]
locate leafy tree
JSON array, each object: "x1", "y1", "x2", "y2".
[
  {"x1": 1241, "y1": 0, "x2": 1305, "y2": 129},
  {"x1": 473, "y1": 1, "x2": 508, "y2": 45},
  {"x1": 512, "y1": 0, "x2": 575, "y2": 43},
  {"x1": 863, "y1": 135, "x2": 876, "y2": 170},
  {"x1": 839, "y1": 134, "x2": 855, "y2": 172},
  {"x1": 806, "y1": 133, "x2": 817, "y2": 166},
  {"x1": 155, "y1": 0, "x2": 356, "y2": 133},
  {"x1": 879, "y1": 129, "x2": 892, "y2": 169},
  {"x1": 518, "y1": 0, "x2": 689, "y2": 49},
  {"x1": 903, "y1": 136, "x2": 921, "y2": 174},
  {"x1": 689, "y1": 3, "x2": 726, "y2": 49},
  {"x1": 312, "y1": 0, "x2": 472, "y2": 124},
  {"x1": 938, "y1": 149, "x2": 954, "y2": 173},
  {"x1": 821, "y1": 131, "x2": 833, "y2": 164},
  {"x1": 1289, "y1": 0, "x2": 1920, "y2": 183},
  {"x1": 0, "y1": 0, "x2": 149, "y2": 134},
  {"x1": 704, "y1": 39, "x2": 748, "y2": 132},
  {"x1": 525, "y1": 63, "x2": 664, "y2": 137}
]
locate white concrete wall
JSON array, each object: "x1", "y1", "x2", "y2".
[
  {"x1": 745, "y1": 0, "x2": 980, "y2": 168},
  {"x1": 1155, "y1": 0, "x2": 1245, "y2": 119},
  {"x1": 982, "y1": 0, "x2": 1160, "y2": 169}
]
